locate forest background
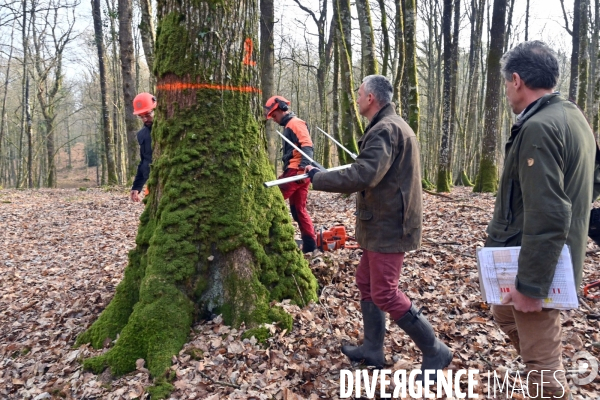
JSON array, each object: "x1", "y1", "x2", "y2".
[{"x1": 0, "y1": 0, "x2": 593, "y2": 193}]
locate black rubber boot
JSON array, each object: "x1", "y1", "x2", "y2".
[
  {"x1": 396, "y1": 305, "x2": 453, "y2": 382},
  {"x1": 341, "y1": 301, "x2": 386, "y2": 368},
  {"x1": 301, "y1": 235, "x2": 317, "y2": 253}
]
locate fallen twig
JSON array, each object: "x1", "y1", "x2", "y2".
[{"x1": 423, "y1": 189, "x2": 455, "y2": 200}]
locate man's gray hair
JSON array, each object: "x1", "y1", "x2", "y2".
[
  {"x1": 362, "y1": 75, "x2": 393, "y2": 105},
  {"x1": 500, "y1": 41, "x2": 559, "y2": 89}
]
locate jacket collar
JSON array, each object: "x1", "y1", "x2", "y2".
[
  {"x1": 364, "y1": 103, "x2": 395, "y2": 133},
  {"x1": 514, "y1": 92, "x2": 560, "y2": 129},
  {"x1": 279, "y1": 112, "x2": 296, "y2": 127}
]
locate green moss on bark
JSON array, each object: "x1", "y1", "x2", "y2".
[
  {"x1": 436, "y1": 168, "x2": 452, "y2": 193},
  {"x1": 473, "y1": 157, "x2": 498, "y2": 193}
]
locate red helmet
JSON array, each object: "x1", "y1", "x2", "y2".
[
  {"x1": 264, "y1": 96, "x2": 290, "y2": 119},
  {"x1": 133, "y1": 92, "x2": 157, "y2": 115}
]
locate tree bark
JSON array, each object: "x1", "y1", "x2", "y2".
[
  {"x1": 91, "y1": 0, "x2": 118, "y2": 185},
  {"x1": 77, "y1": 0, "x2": 318, "y2": 391},
  {"x1": 437, "y1": 0, "x2": 453, "y2": 192},
  {"x1": 119, "y1": 0, "x2": 140, "y2": 181},
  {"x1": 0, "y1": 19, "x2": 15, "y2": 162},
  {"x1": 401, "y1": 0, "x2": 420, "y2": 135},
  {"x1": 355, "y1": 0, "x2": 378, "y2": 76},
  {"x1": 260, "y1": 0, "x2": 277, "y2": 170},
  {"x1": 473, "y1": 0, "x2": 507, "y2": 193},
  {"x1": 377, "y1": 0, "x2": 391, "y2": 76},
  {"x1": 336, "y1": 0, "x2": 361, "y2": 158},
  {"x1": 569, "y1": 0, "x2": 582, "y2": 101},
  {"x1": 138, "y1": 0, "x2": 156, "y2": 89},
  {"x1": 391, "y1": 0, "x2": 404, "y2": 109},
  {"x1": 577, "y1": 0, "x2": 589, "y2": 111}
]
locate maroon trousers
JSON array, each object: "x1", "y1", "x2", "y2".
[
  {"x1": 278, "y1": 168, "x2": 316, "y2": 241},
  {"x1": 355, "y1": 249, "x2": 412, "y2": 321}
]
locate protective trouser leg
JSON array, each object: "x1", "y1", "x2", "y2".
[{"x1": 341, "y1": 301, "x2": 386, "y2": 368}]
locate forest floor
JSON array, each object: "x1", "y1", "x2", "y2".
[{"x1": 0, "y1": 187, "x2": 599, "y2": 400}]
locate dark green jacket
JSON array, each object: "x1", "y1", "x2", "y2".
[
  {"x1": 312, "y1": 104, "x2": 422, "y2": 253},
  {"x1": 485, "y1": 93, "x2": 596, "y2": 298}
]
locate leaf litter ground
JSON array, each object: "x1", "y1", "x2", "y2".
[{"x1": 0, "y1": 187, "x2": 599, "y2": 399}]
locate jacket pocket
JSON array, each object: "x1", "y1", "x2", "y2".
[
  {"x1": 485, "y1": 219, "x2": 521, "y2": 247},
  {"x1": 357, "y1": 209, "x2": 373, "y2": 220}
]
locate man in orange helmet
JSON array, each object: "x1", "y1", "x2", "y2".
[
  {"x1": 264, "y1": 96, "x2": 317, "y2": 253},
  {"x1": 130, "y1": 92, "x2": 156, "y2": 202}
]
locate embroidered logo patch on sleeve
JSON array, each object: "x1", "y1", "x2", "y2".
[{"x1": 527, "y1": 158, "x2": 534, "y2": 166}]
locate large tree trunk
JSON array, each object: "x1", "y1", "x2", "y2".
[
  {"x1": 260, "y1": 0, "x2": 278, "y2": 170},
  {"x1": 119, "y1": 0, "x2": 140, "y2": 182},
  {"x1": 473, "y1": 0, "x2": 507, "y2": 193},
  {"x1": 92, "y1": 0, "x2": 119, "y2": 185},
  {"x1": 77, "y1": 0, "x2": 318, "y2": 391},
  {"x1": 355, "y1": 0, "x2": 378, "y2": 76},
  {"x1": 437, "y1": 0, "x2": 453, "y2": 192}
]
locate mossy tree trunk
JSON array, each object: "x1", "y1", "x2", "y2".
[
  {"x1": 337, "y1": 0, "x2": 363, "y2": 151},
  {"x1": 401, "y1": 0, "x2": 420, "y2": 136},
  {"x1": 436, "y1": 0, "x2": 453, "y2": 193},
  {"x1": 77, "y1": 0, "x2": 318, "y2": 383},
  {"x1": 473, "y1": 0, "x2": 506, "y2": 193}
]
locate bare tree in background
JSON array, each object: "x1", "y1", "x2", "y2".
[
  {"x1": 118, "y1": 0, "x2": 140, "y2": 180},
  {"x1": 473, "y1": 0, "x2": 507, "y2": 193},
  {"x1": 355, "y1": 0, "x2": 378, "y2": 76},
  {"x1": 137, "y1": 0, "x2": 155, "y2": 89},
  {"x1": 92, "y1": 0, "x2": 118, "y2": 185}
]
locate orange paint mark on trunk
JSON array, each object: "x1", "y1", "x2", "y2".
[
  {"x1": 156, "y1": 82, "x2": 261, "y2": 93},
  {"x1": 243, "y1": 38, "x2": 257, "y2": 66}
]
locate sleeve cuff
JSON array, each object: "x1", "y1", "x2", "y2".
[{"x1": 514, "y1": 276, "x2": 547, "y2": 299}]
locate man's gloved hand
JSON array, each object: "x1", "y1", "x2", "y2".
[{"x1": 305, "y1": 165, "x2": 322, "y2": 181}]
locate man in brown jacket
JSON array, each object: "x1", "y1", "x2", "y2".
[{"x1": 306, "y1": 75, "x2": 452, "y2": 380}]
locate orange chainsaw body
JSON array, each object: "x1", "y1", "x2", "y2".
[{"x1": 316, "y1": 226, "x2": 360, "y2": 251}]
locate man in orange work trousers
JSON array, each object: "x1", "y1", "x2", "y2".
[
  {"x1": 130, "y1": 92, "x2": 156, "y2": 202},
  {"x1": 264, "y1": 96, "x2": 317, "y2": 253}
]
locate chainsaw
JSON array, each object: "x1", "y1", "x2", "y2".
[{"x1": 316, "y1": 225, "x2": 360, "y2": 252}]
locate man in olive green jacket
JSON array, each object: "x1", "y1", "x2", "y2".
[
  {"x1": 487, "y1": 41, "x2": 596, "y2": 399},
  {"x1": 307, "y1": 75, "x2": 452, "y2": 381}
]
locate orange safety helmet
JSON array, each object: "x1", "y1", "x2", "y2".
[
  {"x1": 264, "y1": 96, "x2": 290, "y2": 119},
  {"x1": 133, "y1": 92, "x2": 157, "y2": 115}
]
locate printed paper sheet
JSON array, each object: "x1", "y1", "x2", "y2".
[{"x1": 476, "y1": 245, "x2": 578, "y2": 310}]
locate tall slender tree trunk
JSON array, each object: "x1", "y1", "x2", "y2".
[
  {"x1": 437, "y1": 0, "x2": 453, "y2": 192},
  {"x1": 77, "y1": 2, "x2": 317, "y2": 396},
  {"x1": 0, "y1": 20, "x2": 15, "y2": 164},
  {"x1": 391, "y1": 0, "x2": 404, "y2": 109},
  {"x1": 525, "y1": 0, "x2": 530, "y2": 40},
  {"x1": 138, "y1": 0, "x2": 156, "y2": 89},
  {"x1": 577, "y1": 0, "x2": 590, "y2": 111},
  {"x1": 473, "y1": 0, "x2": 507, "y2": 193},
  {"x1": 355, "y1": 0, "x2": 378, "y2": 76},
  {"x1": 92, "y1": 0, "x2": 118, "y2": 185},
  {"x1": 377, "y1": 0, "x2": 390, "y2": 76},
  {"x1": 336, "y1": 0, "x2": 361, "y2": 156},
  {"x1": 260, "y1": 0, "x2": 277, "y2": 170},
  {"x1": 26, "y1": 77, "x2": 32, "y2": 189},
  {"x1": 333, "y1": 31, "x2": 342, "y2": 165},
  {"x1": 119, "y1": 0, "x2": 140, "y2": 181},
  {"x1": 569, "y1": 0, "x2": 582, "y2": 101},
  {"x1": 402, "y1": 0, "x2": 420, "y2": 135}
]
